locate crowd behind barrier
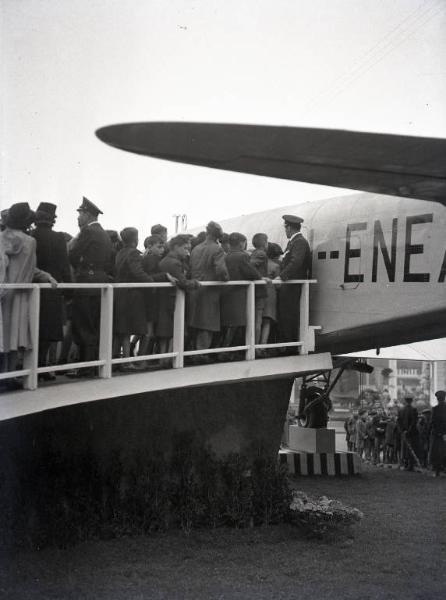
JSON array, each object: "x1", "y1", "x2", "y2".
[
  {"x1": 0, "y1": 199, "x2": 314, "y2": 391},
  {"x1": 342, "y1": 392, "x2": 446, "y2": 477}
]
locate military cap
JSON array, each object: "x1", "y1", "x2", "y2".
[
  {"x1": 77, "y1": 196, "x2": 103, "y2": 216},
  {"x1": 435, "y1": 390, "x2": 446, "y2": 400},
  {"x1": 282, "y1": 214, "x2": 304, "y2": 226},
  {"x1": 5, "y1": 203, "x2": 35, "y2": 229}
]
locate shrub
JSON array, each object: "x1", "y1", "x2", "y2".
[{"x1": 1, "y1": 434, "x2": 363, "y2": 549}]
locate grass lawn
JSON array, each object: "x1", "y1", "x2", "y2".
[{"x1": 1, "y1": 465, "x2": 444, "y2": 599}]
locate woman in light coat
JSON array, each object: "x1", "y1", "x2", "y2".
[{"x1": 0, "y1": 203, "x2": 56, "y2": 374}]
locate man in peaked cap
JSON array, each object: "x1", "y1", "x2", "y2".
[
  {"x1": 275, "y1": 214, "x2": 311, "y2": 344},
  {"x1": 77, "y1": 196, "x2": 103, "y2": 219},
  {"x1": 68, "y1": 197, "x2": 112, "y2": 376}
]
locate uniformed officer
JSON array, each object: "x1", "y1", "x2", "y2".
[
  {"x1": 276, "y1": 214, "x2": 311, "y2": 343},
  {"x1": 68, "y1": 197, "x2": 112, "y2": 375}
]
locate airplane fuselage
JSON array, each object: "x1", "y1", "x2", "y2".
[{"x1": 218, "y1": 193, "x2": 446, "y2": 353}]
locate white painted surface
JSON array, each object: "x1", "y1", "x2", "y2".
[
  {"x1": 288, "y1": 426, "x2": 336, "y2": 453},
  {"x1": 0, "y1": 353, "x2": 332, "y2": 422}
]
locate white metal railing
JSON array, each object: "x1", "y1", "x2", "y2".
[{"x1": 0, "y1": 279, "x2": 317, "y2": 390}]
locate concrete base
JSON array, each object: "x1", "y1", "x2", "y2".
[
  {"x1": 288, "y1": 426, "x2": 336, "y2": 453},
  {"x1": 279, "y1": 449, "x2": 361, "y2": 476}
]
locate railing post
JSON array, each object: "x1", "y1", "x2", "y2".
[
  {"x1": 299, "y1": 281, "x2": 310, "y2": 355},
  {"x1": 245, "y1": 282, "x2": 256, "y2": 360},
  {"x1": 23, "y1": 284, "x2": 40, "y2": 390},
  {"x1": 99, "y1": 285, "x2": 113, "y2": 379},
  {"x1": 172, "y1": 287, "x2": 185, "y2": 368}
]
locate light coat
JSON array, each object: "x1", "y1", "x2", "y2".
[{"x1": 0, "y1": 229, "x2": 50, "y2": 352}]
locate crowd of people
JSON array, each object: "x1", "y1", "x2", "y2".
[
  {"x1": 344, "y1": 392, "x2": 446, "y2": 477},
  {"x1": 0, "y1": 197, "x2": 311, "y2": 387}
]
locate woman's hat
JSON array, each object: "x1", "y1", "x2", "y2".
[{"x1": 5, "y1": 203, "x2": 35, "y2": 229}]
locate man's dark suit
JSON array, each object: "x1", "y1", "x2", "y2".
[
  {"x1": 69, "y1": 222, "x2": 113, "y2": 363},
  {"x1": 397, "y1": 403, "x2": 419, "y2": 470},
  {"x1": 430, "y1": 402, "x2": 446, "y2": 474},
  {"x1": 278, "y1": 233, "x2": 311, "y2": 342}
]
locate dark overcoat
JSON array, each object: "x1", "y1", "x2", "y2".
[
  {"x1": 397, "y1": 405, "x2": 419, "y2": 439},
  {"x1": 188, "y1": 240, "x2": 229, "y2": 332},
  {"x1": 69, "y1": 222, "x2": 113, "y2": 283},
  {"x1": 114, "y1": 247, "x2": 153, "y2": 335},
  {"x1": 32, "y1": 224, "x2": 72, "y2": 341},
  {"x1": 142, "y1": 253, "x2": 163, "y2": 322},
  {"x1": 68, "y1": 223, "x2": 113, "y2": 349},
  {"x1": 221, "y1": 250, "x2": 262, "y2": 327},
  {"x1": 430, "y1": 402, "x2": 446, "y2": 470},
  {"x1": 278, "y1": 233, "x2": 311, "y2": 342}
]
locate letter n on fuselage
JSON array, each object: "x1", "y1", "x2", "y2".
[{"x1": 372, "y1": 219, "x2": 397, "y2": 282}]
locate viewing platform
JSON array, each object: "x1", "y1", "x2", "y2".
[{"x1": 0, "y1": 279, "x2": 332, "y2": 422}]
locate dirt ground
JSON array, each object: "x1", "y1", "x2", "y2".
[{"x1": 1, "y1": 465, "x2": 444, "y2": 600}]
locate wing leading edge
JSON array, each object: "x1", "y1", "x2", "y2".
[{"x1": 95, "y1": 122, "x2": 446, "y2": 205}]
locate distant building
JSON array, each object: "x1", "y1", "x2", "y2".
[{"x1": 330, "y1": 358, "x2": 446, "y2": 411}]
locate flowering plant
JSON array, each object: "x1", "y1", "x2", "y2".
[{"x1": 288, "y1": 491, "x2": 363, "y2": 537}]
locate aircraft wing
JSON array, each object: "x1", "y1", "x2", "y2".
[{"x1": 95, "y1": 122, "x2": 446, "y2": 205}]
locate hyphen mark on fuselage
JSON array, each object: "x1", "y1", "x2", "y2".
[{"x1": 343, "y1": 213, "x2": 440, "y2": 284}]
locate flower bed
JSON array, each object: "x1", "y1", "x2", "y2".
[{"x1": 288, "y1": 490, "x2": 363, "y2": 538}]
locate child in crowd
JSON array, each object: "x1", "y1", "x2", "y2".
[
  {"x1": 261, "y1": 242, "x2": 283, "y2": 346},
  {"x1": 157, "y1": 235, "x2": 199, "y2": 364},
  {"x1": 221, "y1": 232, "x2": 264, "y2": 349},
  {"x1": 131, "y1": 234, "x2": 166, "y2": 359},
  {"x1": 355, "y1": 410, "x2": 368, "y2": 459},
  {"x1": 250, "y1": 233, "x2": 269, "y2": 347},
  {"x1": 384, "y1": 413, "x2": 398, "y2": 464},
  {"x1": 114, "y1": 227, "x2": 155, "y2": 369}
]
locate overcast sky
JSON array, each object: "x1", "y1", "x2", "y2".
[{"x1": 1, "y1": 0, "x2": 445, "y2": 236}]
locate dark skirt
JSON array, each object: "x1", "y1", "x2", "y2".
[{"x1": 114, "y1": 288, "x2": 147, "y2": 335}]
